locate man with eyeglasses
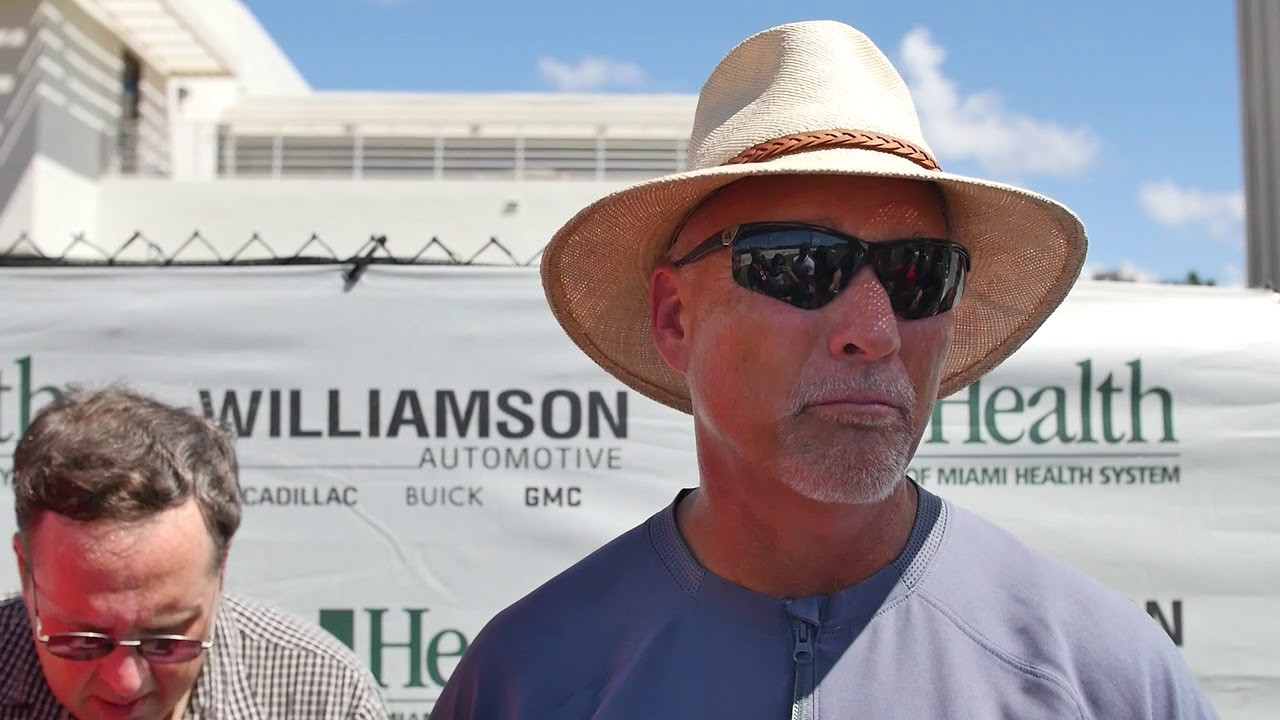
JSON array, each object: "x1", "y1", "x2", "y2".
[
  {"x1": 0, "y1": 386, "x2": 387, "y2": 719},
  {"x1": 431, "y1": 20, "x2": 1219, "y2": 720}
]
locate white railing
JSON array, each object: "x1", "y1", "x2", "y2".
[{"x1": 215, "y1": 128, "x2": 690, "y2": 181}]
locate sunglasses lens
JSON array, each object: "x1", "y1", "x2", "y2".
[
  {"x1": 874, "y1": 243, "x2": 968, "y2": 320},
  {"x1": 46, "y1": 633, "x2": 113, "y2": 661},
  {"x1": 138, "y1": 637, "x2": 207, "y2": 663},
  {"x1": 733, "y1": 226, "x2": 861, "y2": 309},
  {"x1": 730, "y1": 224, "x2": 967, "y2": 318}
]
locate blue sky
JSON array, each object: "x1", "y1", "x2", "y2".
[{"x1": 243, "y1": 0, "x2": 1245, "y2": 285}]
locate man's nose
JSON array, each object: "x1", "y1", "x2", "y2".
[{"x1": 824, "y1": 267, "x2": 901, "y2": 361}]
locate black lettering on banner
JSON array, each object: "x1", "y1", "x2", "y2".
[
  {"x1": 417, "y1": 445, "x2": 623, "y2": 471},
  {"x1": 329, "y1": 389, "x2": 361, "y2": 438},
  {"x1": 525, "y1": 486, "x2": 582, "y2": 507},
  {"x1": 587, "y1": 391, "x2": 627, "y2": 438},
  {"x1": 269, "y1": 389, "x2": 282, "y2": 437},
  {"x1": 241, "y1": 485, "x2": 358, "y2": 506},
  {"x1": 504, "y1": 447, "x2": 528, "y2": 469},
  {"x1": 921, "y1": 463, "x2": 1187, "y2": 487},
  {"x1": 196, "y1": 388, "x2": 629, "y2": 441},
  {"x1": 496, "y1": 391, "x2": 534, "y2": 438},
  {"x1": 389, "y1": 391, "x2": 429, "y2": 438},
  {"x1": 369, "y1": 389, "x2": 381, "y2": 438},
  {"x1": 436, "y1": 391, "x2": 489, "y2": 438},
  {"x1": 290, "y1": 390, "x2": 323, "y2": 437},
  {"x1": 406, "y1": 486, "x2": 483, "y2": 507},
  {"x1": 199, "y1": 390, "x2": 262, "y2": 437},
  {"x1": 1100, "y1": 465, "x2": 1180, "y2": 485},
  {"x1": 1145, "y1": 600, "x2": 1183, "y2": 647},
  {"x1": 542, "y1": 390, "x2": 580, "y2": 440},
  {"x1": 533, "y1": 447, "x2": 552, "y2": 469}
]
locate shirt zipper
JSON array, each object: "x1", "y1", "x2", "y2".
[{"x1": 791, "y1": 618, "x2": 816, "y2": 720}]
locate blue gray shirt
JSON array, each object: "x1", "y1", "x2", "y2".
[{"x1": 432, "y1": 486, "x2": 1218, "y2": 719}]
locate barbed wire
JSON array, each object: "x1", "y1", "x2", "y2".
[{"x1": 0, "y1": 233, "x2": 545, "y2": 267}]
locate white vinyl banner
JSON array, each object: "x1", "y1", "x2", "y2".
[{"x1": 0, "y1": 266, "x2": 1276, "y2": 719}]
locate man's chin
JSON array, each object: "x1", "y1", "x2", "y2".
[{"x1": 779, "y1": 462, "x2": 907, "y2": 506}]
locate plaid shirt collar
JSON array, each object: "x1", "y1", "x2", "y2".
[
  {"x1": 0, "y1": 609, "x2": 49, "y2": 716},
  {"x1": 185, "y1": 600, "x2": 265, "y2": 720},
  {"x1": 0, "y1": 595, "x2": 59, "y2": 718}
]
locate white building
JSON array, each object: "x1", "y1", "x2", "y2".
[{"x1": 0, "y1": 0, "x2": 697, "y2": 264}]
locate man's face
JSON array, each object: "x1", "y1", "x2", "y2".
[
  {"x1": 15, "y1": 500, "x2": 223, "y2": 720},
  {"x1": 652, "y1": 175, "x2": 955, "y2": 504}
]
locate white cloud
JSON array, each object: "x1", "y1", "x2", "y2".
[
  {"x1": 898, "y1": 28, "x2": 1100, "y2": 178},
  {"x1": 1138, "y1": 181, "x2": 1245, "y2": 244},
  {"x1": 1087, "y1": 261, "x2": 1158, "y2": 283},
  {"x1": 536, "y1": 56, "x2": 647, "y2": 92}
]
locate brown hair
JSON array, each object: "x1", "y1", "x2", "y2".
[{"x1": 12, "y1": 385, "x2": 242, "y2": 568}]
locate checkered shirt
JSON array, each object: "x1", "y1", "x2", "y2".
[{"x1": 0, "y1": 592, "x2": 388, "y2": 719}]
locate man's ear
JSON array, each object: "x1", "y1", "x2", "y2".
[
  {"x1": 12, "y1": 533, "x2": 25, "y2": 577},
  {"x1": 13, "y1": 533, "x2": 30, "y2": 598},
  {"x1": 650, "y1": 264, "x2": 691, "y2": 374}
]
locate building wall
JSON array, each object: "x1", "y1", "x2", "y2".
[
  {"x1": 31, "y1": 156, "x2": 100, "y2": 251},
  {"x1": 1240, "y1": 0, "x2": 1280, "y2": 288},
  {"x1": 168, "y1": 77, "x2": 241, "y2": 181},
  {"x1": 0, "y1": 0, "x2": 41, "y2": 241},
  {"x1": 0, "y1": 161, "x2": 37, "y2": 252},
  {"x1": 95, "y1": 178, "x2": 631, "y2": 262},
  {"x1": 0, "y1": 0, "x2": 175, "y2": 251}
]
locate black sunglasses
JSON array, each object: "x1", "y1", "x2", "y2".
[
  {"x1": 29, "y1": 572, "x2": 215, "y2": 664},
  {"x1": 672, "y1": 222, "x2": 970, "y2": 319}
]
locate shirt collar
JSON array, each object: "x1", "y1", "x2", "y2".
[
  {"x1": 187, "y1": 596, "x2": 265, "y2": 720},
  {"x1": 0, "y1": 596, "x2": 63, "y2": 717},
  {"x1": 649, "y1": 481, "x2": 947, "y2": 629}
]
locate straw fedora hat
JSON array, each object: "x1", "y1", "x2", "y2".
[{"x1": 540, "y1": 20, "x2": 1087, "y2": 415}]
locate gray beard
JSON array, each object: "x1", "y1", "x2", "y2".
[
  {"x1": 775, "y1": 423, "x2": 913, "y2": 504},
  {"x1": 772, "y1": 367, "x2": 921, "y2": 505}
]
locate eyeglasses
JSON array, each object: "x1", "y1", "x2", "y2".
[
  {"x1": 672, "y1": 222, "x2": 970, "y2": 319},
  {"x1": 28, "y1": 572, "x2": 216, "y2": 664}
]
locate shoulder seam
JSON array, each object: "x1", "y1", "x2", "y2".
[
  {"x1": 917, "y1": 589, "x2": 1089, "y2": 720},
  {"x1": 224, "y1": 596, "x2": 373, "y2": 675}
]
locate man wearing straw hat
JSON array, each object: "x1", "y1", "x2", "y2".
[{"x1": 432, "y1": 20, "x2": 1218, "y2": 719}]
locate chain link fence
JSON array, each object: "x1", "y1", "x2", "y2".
[{"x1": 0, "y1": 233, "x2": 543, "y2": 268}]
